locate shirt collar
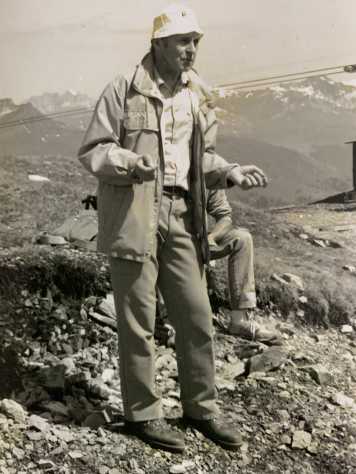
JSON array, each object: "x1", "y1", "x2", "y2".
[{"x1": 153, "y1": 67, "x2": 190, "y2": 91}]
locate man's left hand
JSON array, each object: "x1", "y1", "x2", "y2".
[{"x1": 229, "y1": 165, "x2": 268, "y2": 190}]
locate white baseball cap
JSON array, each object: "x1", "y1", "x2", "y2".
[{"x1": 152, "y1": 4, "x2": 203, "y2": 39}]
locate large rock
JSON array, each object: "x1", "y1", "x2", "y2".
[
  {"x1": 0, "y1": 399, "x2": 26, "y2": 423},
  {"x1": 292, "y1": 430, "x2": 312, "y2": 450},
  {"x1": 331, "y1": 392, "x2": 356, "y2": 409},
  {"x1": 282, "y1": 273, "x2": 304, "y2": 290},
  {"x1": 28, "y1": 414, "x2": 49, "y2": 432},
  {"x1": 247, "y1": 348, "x2": 287, "y2": 374},
  {"x1": 271, "y1": 273, "x2": 304, "y2": 290},
  {"x1": 82, "y1": 410, "x2": 111, "y2": 429},
  {"x1": 301, "y1": 365, "x2": 333, "y2": 385},
  {"x1": 101, "y1": 368, "x2": 116, "y2": 384},
  {"x1": 98, "y1": 294, "x2": 116, "y2": 319},
  {"x1": 341, "y1": 325, "x2": 353, "y2": 334},
  {"x1": 0, "y1": 414, "x2": 9, "y2": 432},
  {"x1": 59, "y1": 357, "x2": 76, "y2": 375},
  {"x1": 220, "y1": 361, "x2": 246, "y2": 380}
]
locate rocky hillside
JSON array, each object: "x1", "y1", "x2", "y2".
[
  {"x1": 0, "y1": 226, "x2": 355, "y2": 473},
  {"x1": 0, "y1": 142, "x2": 356, "y2": 471},
  {"x1": 0, "y1": 102, "x2": 85, "y2": 157}
]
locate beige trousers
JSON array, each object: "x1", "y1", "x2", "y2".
[
  {"x1": 109, "y1": 194, "x2": 218, "y2": 422},
  {"x1": 210, "y1": 227, "x2": 256, "y2": 310}
]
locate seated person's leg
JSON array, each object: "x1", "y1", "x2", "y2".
[{"x1": 213, "y1": 227, "x2": 282, "y2": 344}]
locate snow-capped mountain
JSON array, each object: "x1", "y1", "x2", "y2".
[
  {"x1": 216, "y1": 76, "x2": 356, "y2": 148},
  {"x1": 0, "y1": 98, "x2": 17, "y2": 118},
  {"x1": 29, "y1": 91, "x2": 94, "y2": 115},
  {"x1": 215, "y1": 76, "x2": 355, "y2": 206}
]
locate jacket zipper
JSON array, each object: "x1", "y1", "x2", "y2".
[{"x1": 189, "y1": 89, "x2": 210, "y2": 263}]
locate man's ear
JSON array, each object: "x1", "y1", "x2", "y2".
[
  {"x1": 152, "y1": 38, "x2": 168, "y2": 53},
  {"x1": 161, "y1": 38, "x2": 169, "y2": 49}
]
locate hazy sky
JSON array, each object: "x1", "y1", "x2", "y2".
[{"x1": 1, "y1": 0, "x2": 356, "y2": 101}]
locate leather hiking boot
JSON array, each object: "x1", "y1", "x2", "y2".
[
  {"x1": 183, "y1": 416, "x2": 243, "y2": 451},
  {"x1": 228, "y1": 311, "x2": 283, "y2": 346},
  {"x1": 124, "y1": 419, "x2": 185, "y2": 453},
  {"x1": 228, "y1": 320, "x2": 283, "y2": 345}
]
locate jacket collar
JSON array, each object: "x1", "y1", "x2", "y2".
[{"x1": 132, "y1": 52, "x2": 215, "y2": 108}]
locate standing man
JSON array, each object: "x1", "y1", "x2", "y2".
[
  {"x1": 78, "y1": 4, "x2": 267, "y2": 453},
  {"x1": 207, "y1": 189, "x2": 281, "y2": 344}
]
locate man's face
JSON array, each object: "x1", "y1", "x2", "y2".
[{"x1": 155, "y1": 32, "x2": 201, "y2": 75}]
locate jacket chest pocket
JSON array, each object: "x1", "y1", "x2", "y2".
[
  {"x1": 123, "y1": 96, "x2": 159, "y2": 132},
  {"x1": 123, "y1": 111, "x2": 159, "y2": 131},
  {"x1": 122, "y1": 96, "x2": 160, "y2": 155}
]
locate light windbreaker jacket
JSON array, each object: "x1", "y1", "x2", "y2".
[{"x1": 78, "y1": 53, "x2": 238, "y2": 263}]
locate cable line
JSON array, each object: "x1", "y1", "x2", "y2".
[
  {"x1": 0, "y1": 62, "x2": 355, "y2": 131},
  {"x1": 216, "y1": 70, "x2": 346, "y2": 92},
  {"x1": 0, "y1": 108, "x2": 92, "y2": 130},
  {"x1": 215, "y1": 64, "x2": 351, "y2": 90}
]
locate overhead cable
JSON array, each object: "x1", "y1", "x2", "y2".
[
  {"x1": 0, "y1": 108, "x2": 92, "y2": 130},
  {"x1": 216, "y1": 70, "x2": 346, "y2": 92},
  {"x1": 0, "y1": 62, "x2": 355, "y2": 131},
  {"x1": 215, "y1": 63, "x2": 354, "y2": 90}
]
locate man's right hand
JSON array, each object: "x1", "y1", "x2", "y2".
[
  {"x1": 133, "y1": 155, "x2": 157, "y2": 181},
  {"x1": 229, "y1": 165, "x2": 268, "y2": 190}
]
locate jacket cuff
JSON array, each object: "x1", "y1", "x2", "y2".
[{"x1": 225, "y1": 164, "x2": 241, "y2": 188}]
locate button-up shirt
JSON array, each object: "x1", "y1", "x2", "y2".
[{"x1": 154, "y1": 69, "x2": 193, "y2": 190}]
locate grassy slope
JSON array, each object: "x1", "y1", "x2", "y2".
[
  {"x1": 213, "y1": 198, "x2": 356, "y2": 327},
  {"x1": 0, "y1": 154, "x2": 97, "y2": 247}
]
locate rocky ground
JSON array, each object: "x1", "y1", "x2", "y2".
[{"x1": 0, "y1": 236, "x2": 356, "y2": 474}]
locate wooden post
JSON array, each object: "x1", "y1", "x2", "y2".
[
  {"x1": 346, "y1": 141, "x2": 356, "y2": 192},
  {"x1": 353, "y1": 142, "x2": 356, "y2": 191}
]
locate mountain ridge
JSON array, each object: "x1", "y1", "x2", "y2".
[{"x1": 0, "y1": 78, "x2": 355, "y2": 206}]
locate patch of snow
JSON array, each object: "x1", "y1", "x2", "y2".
[
  {"x1": 270, "y1": 85, "x2": 286, "y2": 93},
  {"x1": 0, "y1": 108, "x2": 13, "y2": 118},
  {"x1": 320, "y1": 76, "x2": 335, "y2": 84},
  {"x1": 289, "y1": 85, "x2": 325, "y2": 101},
  {"x1": 28, "y1": 174, "x2": 50, "y2": 182}
]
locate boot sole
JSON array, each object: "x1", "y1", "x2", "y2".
[
  {"x1": 125, "y1": 429, "x2": 185, "y2": 453},
  {"x1": 183, "y1": 418, "x2": 243, "y2": 451}
]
